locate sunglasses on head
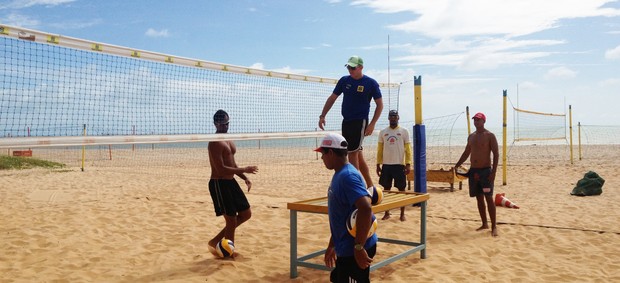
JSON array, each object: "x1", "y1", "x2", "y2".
[
  {"x1": 216, "y1": 121, "x2": 229, "y2": 126},
  {"x1": 347, "y1": 65, "x2": 357, "y2": 70}
]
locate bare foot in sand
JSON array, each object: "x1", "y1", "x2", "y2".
[
  {"x1": 400, "y1": 214, "x2": 406, "y2": 222},
  {"x1": 476, "y1": 224, "x2": 489, "y2": 231},
  {"x1": 382, "y1": 212, "x2": 391, "y2": 220},
  {"x1": 491, "y1": 227, "x2": 498, "y2": 237},
  {"x1": 208, "y1": 244, "x2": 219, "y2": 257}
]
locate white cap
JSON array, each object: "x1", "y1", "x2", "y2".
[{"x1": 314, "y1": 133, "x2": 348, "y2": 152}]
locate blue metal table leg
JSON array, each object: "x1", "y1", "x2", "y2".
[
  {"x1": 290, "y1": 210, "x2": 298, "y2": 278},
  {"x1": 420, "y1": 200, "x2": 427, "y2": 259}
]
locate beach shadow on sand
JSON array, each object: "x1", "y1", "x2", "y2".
[{"x1": 127, "y1": 254, "x2": 251, "y2": 282}]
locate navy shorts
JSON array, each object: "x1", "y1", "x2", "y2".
[
  {"x1": 209, "y1": 179, "x2": 250, "y2": 216},
  {"x1": 342, "y1": 119, "x2": 367, "y2": 152},
  {"x1": 379, "y1": 164, "x2": 407, "y2": 190},
  {"x1": 468, "y1": 167, "x2": 493, "y2": 197}
]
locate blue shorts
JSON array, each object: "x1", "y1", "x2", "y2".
[{"x1": 468, "y1": 167, "x2": 493, "y2": 197}]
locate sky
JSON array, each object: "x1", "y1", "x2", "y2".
[{"x1": 1, "y1": 0, "x2": 620, "y2": 130}]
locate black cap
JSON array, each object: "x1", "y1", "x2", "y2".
[{"x1": 389, "y1": 110, "x2": 398, "y2": 116}]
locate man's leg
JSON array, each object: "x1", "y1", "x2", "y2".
[
  {"x1": 209, "y1": 208, "x2": 252, "y2": 249},
  {"x1": 475, "y1": 195, "x2": 489, "y2": 231},
  {"x1": 357, "y1": 150, "x2": 374, "y2": 188},
  {"x1": 484, "y1": 194, "x2": 498, "y2": 237}
]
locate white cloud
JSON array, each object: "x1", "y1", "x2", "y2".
[
  {"x1": 352, "y1": 0, "x2": 620, "y2": 38},
  {"x1": 249, "y1": 63, "x2": 265, "y2": 69},
  {"x1": 145, "y1": 28, "x2": 169, "y2": 38},
  {"x1": 272, "y1": 66, "x2": 312, "y2": 75},
  {"x1": 0, "y1": 12, "x2": 39, "y2": 27},
  {"x1": 544, "y1": 66, "x2": 577, "y2": 80},
  {"x1": 518, "y1": 81, "x2": 539, "y2": 90},
  {"x1": 599, "y1": 78, "x2": 620, "y2": 87},
  {"x1": 0, "y1": 0, "x2": 75, "y2": 9},
  {"x1": 605, "y1": 45, "x2": 620, "y2": 60}
]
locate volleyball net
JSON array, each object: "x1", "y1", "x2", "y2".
[
  {"x1": 0, "y1": 25, "x2": 401, "y2": 173},
  {"x1": 504, "y1": 94, "x2": 571, "y2": 165}
]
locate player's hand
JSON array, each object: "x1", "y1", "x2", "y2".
[
  {"x1": 354, "y1": 248, "x2": 373, "y2": 269},
  {"x1": 376, "y1": 165, "x2": 381, "y2": 177},
  {"x1": 244, "y1": 179, "x2": 252, "y2": 192},
  {"x1": 244, "y1": 166, "x2": 258, "y2": 174},
  {"x1": 364, "y1": 124, "x2": 375, "y2": 136},
  {"x1": 324, "y1": 246, "x2": 336, "y2": 268},
  {"x1": 404, "y1": 166, "x2": 411, "y2": 175},
  {"x1": 318, "y1": 117, "x2": 326, "y2": 130}
]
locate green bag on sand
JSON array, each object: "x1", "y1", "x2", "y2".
[{"x1": 571, "y1": 171, "x2": 605, "y2": 196}]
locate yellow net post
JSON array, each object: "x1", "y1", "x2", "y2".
[
  {"x1": 578, "y1": 122, "x2": 582, "y2": 161},
  {"x1": 569, "y1": 105, "x2": 573, "y2": 164},
  {"x1": 414, "y1": 76, "x2": 422, "y2": 125},
  {"x1": 502, "y1": 90, "x2": 507, "y2": 185},
  {"x1": 81, "y1": 124, "x2": 86, "y2": 172},
  {"x1": 466, "y1": 106, "x2": 471, "y2": 135}
]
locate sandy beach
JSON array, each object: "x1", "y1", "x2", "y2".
[{"x1": 1, "y1": 145, "x2": 619, "y2": 282}]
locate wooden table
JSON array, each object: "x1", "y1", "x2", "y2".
[{"x1": 286, "y1": 191, "x2": 430, "y2": 278}]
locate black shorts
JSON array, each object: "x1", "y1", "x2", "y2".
[
  {"x1": 342, "y1": 119, "x2": 367, "y2": 152},
  {"x1": 209, "y1": 179, "x2": 250, "y2": 216},
  {"x1": 379, "y1": 164, "x2": 407, "y2": 190},
  {"x1": 330, "y1": 244, "x2": 377, "y2": 283},
  {"x1": 468, "y1": 167, "x2": 493, "y2": 197}
]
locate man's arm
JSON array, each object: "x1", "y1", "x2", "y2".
[
  {"x1": 365, "y1": 97, "x2": 383, "y2": 136},
  {"x1": 454, "y1": 139, "x2": 472, "y2": 169},
  {"x1": 353, "y1": 195, "x2": 374, "y2": 269},
  {"x1": 209, "y1": 142, "x2": 258, "y2": 177},
  {"x1": 318, "y1": 93, "x2": 339, "y2": 130},
  {"x1": 489, "y1": 133, "x2": 499, "y2": 182}
]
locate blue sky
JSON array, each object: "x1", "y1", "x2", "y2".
[{"x1": 2, "y1": 0, "x2": 620, "y2": 129}]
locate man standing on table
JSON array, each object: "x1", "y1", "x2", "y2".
[
  {"x1": 316, "y1": 133, "x2": 378, "y2": 283},
  {"x1": 454, "y1": 112, "x2": 499, "y2": 237},
  {"x1": 318, "y1": 55, "x2": 383, "y2": 193}
]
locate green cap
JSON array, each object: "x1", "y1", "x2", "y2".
[{"x1": 345, "y1": 56, "x2": 364, "y2": 67}]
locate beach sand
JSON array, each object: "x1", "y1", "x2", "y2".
[{"x1": 1, "y1": 145, "x2": 619, "y2": 282}]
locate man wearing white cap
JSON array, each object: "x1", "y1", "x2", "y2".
[
  {"x1": 315, "y1": 133, "x2": 378, "y2": 283},
  {"x1": 318, "y1": 55, "x2": 384, "y2": 196}
]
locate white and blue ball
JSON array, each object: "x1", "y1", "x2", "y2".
[
  {"x1": 368, "y1": 186, "x2": 383, "y2": 205},
  {"x1": 346, "y1": 209, "x2": 378, "y2": 238},
  {"x1": 216, "y1": 238, "x2": 235, "y2": 258}
]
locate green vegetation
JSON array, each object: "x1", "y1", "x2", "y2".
[{"x1": 0, "y1": 155, "x2": 66, "y2": 170}]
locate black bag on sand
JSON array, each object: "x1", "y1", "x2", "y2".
[{"x1": 571, "y1": 171, "x2": 605, "y2": 196}]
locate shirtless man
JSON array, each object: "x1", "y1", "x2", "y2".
[
  {"x1": 454, "y1": 112, "x2": 499, "y2": 237},
  {"x1": 207, "y1": 109, "x2": 259, "y2": 255}
]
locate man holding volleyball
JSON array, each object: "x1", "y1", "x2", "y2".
[{"x1": 316, "y1": 133, "x2": 378, "y2": 283}]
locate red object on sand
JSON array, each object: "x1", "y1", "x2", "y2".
[{"x1": 495, "y1": 193, "x2": 519, "y2": 209}]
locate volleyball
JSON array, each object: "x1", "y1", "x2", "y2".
[
  {"x1": 368, "y1": 186, "x2": 383, "y2": 205},
  {"x1": 346, "y1": 209, "x2": 378, "y2": 238},
  {"x1": 216, "y1": 238, "x2": 235, "y2": 258}
]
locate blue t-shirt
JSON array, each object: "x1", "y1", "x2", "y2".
[
  {"x1": 327, "y1": 163, "x2": 378, "y2": 257},
  {"x1": 332, "y1": 75, "x2": 382, "y2": 121}
]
